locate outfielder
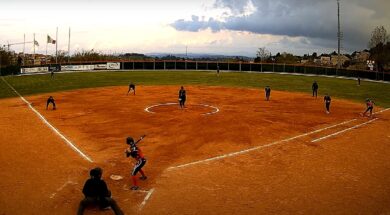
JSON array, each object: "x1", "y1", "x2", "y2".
[
  {"x1": 312, "y1": 81, "x2": 318, "y2": 98},
  {"x1": 125, "y1": 136, "x2": 147, "y2": 190}
]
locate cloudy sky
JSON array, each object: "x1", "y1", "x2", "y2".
[{"x1": 0, "y1": 0, "x2": 389, "y2": 56}]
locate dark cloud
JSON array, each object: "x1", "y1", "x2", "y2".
[{"x1": 171, "y1": 0, "x2": 390, "y2": 52}]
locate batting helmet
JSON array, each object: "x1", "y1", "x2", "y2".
[{"x1": 126, "y1": 137, "x2": 135, "y2": 145}]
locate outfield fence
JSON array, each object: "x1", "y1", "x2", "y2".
[{"x1": 7, "y1": 60, "x2": 390, "y2": 81}]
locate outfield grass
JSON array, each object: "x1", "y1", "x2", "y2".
[{"x1": 1, "y1": 71, "x2": 389, "y2": 107}]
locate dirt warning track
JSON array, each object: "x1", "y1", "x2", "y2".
[{"x1": 1, "y1": 85, "x2": 389, "y2": 214}]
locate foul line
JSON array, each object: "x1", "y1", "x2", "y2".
[
  {"x1": 374, "y1": 108, "x2": 390, "y2": 115},
  {"x1": 139, "y1": 188, "x2": 155, "y2": 211},
  {"x1": 1, "y1": 77, "x2": 93, "y2": 163},
  {"x1": 311, "y1": 118, "x2": 379, "y2": 143},
  {"x1": 167, "y1": 118, "x2": 357, "y2": 171}
]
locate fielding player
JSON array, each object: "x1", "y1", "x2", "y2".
[
  {"x1": 125, "y1": 137, "x2": 147, "y2": 190},
  {"x1": 312, "y1": 81, "x2": 318, "y2": 98},
  {"x1": 324, "y1": 94, "x2": 331, "y2": 114},
  {"x1": 77, "y1": 167, "x2": 124, "y2": 215},
  {"x1": 264, "y1": 86, "x2": 271, "y2": 101},
  {"x1": 362, "y1": 98, "x2": 374, "y2": 117},
  {"x1": 46, "y1": 96, "x2": 56, "y2": 110},
  {"x1": 127, "y1": 82, "x2": 136, "y2": 95},
  {"x1": 178, "y1": 86, "x2": 186, "y2": 109}
]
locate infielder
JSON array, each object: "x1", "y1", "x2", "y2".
[
  {"x1": 178, "y1": 86, "x2": 186, "y2": 109},
  {"x1": 127, "y1": 82, "x2": 136, "y2": 95},
  {"x1": 46, "y1": 96, "x2": 56, "y2": 110},
  {"x1": 362, "y1": 98, "x2": 374, "y2": 117},
  {"x1": 324, "y1": 94, "x2": 331, "y2": 114},
  {"x1": 264, "y1": 86, "x2": 271, "y2": 101}
]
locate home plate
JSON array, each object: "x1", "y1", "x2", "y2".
[{"x1": 110, "y1": 175, "x2": 123, "y2": 181}]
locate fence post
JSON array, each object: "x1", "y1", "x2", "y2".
[
  {"x1": 206, "y1": 62, "x2": 208, "y2": 70},
  {"x1": 196, "y1": 61, "x2": 198, "y2": 70},
  {"x1": 283, "y1": 63, "x2": 285, "y2": 73},
  {"x1": 228, "y1": 62, "x2": 230, "y2": 71},
  {"x1": 164, "y1": 61, "x2": 166, "y2": 70},
  {"x1": 239, "y1": 62, "x2": 241, "y2": 71},
  {"x1": 175, "y1": 60, "x2": 177, "y2": 70},
  {"x1": 261, "y1": 63, "x2": 263, "y2": 72},
  {"x1": 132, "y1": 62, "x2": 134, "y2": 70},
  {"x1": 273, "y1": 63, "x2": 274, "y2": 72},
  {"x1": 153, "y1": 60, "x2": 155, "y2": 70}
]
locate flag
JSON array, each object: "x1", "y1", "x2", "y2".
[
  {"x1": 34, "y1": 40, "x2": 39, "y2": 46},
  {"x1": 47, "y1": 35, "x2": 56, "y2": 44}
]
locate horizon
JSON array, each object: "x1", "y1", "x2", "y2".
[{"x1": 1, "y1": 0, "x2": 389, "y2": 57}]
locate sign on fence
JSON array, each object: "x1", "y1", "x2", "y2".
[
  {"x1": 21, "y1": 67, "x2": 49, "y2": 73},
  {"x1": 107, "y1": 62, "x2": 120, "y2": 70},
  {"x1": 94, "y1": 64, "x2": 107, "y2": 70},
  {"x1": 61, "y1": 65, "x2": 95, "y2": 71}
]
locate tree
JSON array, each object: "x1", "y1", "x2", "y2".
[
  {"x1": 0, "y1": 46, "x2": 13, "y2": 67},
  {"x1": 370, "y1": 42, "x2": 390, "y2": 72},
  {"x1": 368, "y1": 26, "x2": 389, "y2": 48},
  {"x1": 255, "y1": 47, "x2": 271, "y2": 62}
]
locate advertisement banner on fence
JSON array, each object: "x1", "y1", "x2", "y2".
[
  {"x1": 107, "y1": 62, "x2": 120, "y2": 70},
  {"x1": 21, "y1": 67, "x2": 49, "y2": 73},
  {"x1": 94, "y1": 64, "x2": 107, "y2": 70},
  {"x1": 61, "y1": 65, "x2": 95, "y2": 71}
]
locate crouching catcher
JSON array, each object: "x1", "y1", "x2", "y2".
[{"x1": 77, "y1": 167, "x2": 124, "y2": 215}]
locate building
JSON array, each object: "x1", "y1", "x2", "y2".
[
  {"x1": 320, "y1": 56, "x2": 331, "y2": 65},
  {"x1": 353, "y1": 51, "x2": 370, "y2": 63},
  {"x1": 330, "y1": 55, "x2": 350, "y2": 66}
]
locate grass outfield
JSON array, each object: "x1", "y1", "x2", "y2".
[{"x1": 1, "y1": 70, "x2": 389, "y2": 107}]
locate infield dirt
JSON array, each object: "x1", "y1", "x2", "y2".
[{"x1": 1, "y1": 85, "x2": 389, "y2": 215}]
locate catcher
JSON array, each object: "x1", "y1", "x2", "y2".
[{"x1": 125, "y1": 136, "x2": 147, "y2": 190}]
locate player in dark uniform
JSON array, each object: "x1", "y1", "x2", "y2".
[
  {"x1": 77, "y1": 167, "x2": 124, "y2": 215},
  {"x1": 324, "y1": 94, "x2": 331, "y2": 114},
  {"x1": 362, "y1": 98, "x2": 374, "y2": 117},
  {"x1": 127, "y1": 82, "x2": 136, "y2": 95},
  {"x1": 46, "y1": 96, "x2": 56, "y2": 110},
  {"x1": 312, "y1": 81, "x2": 318, "y2": 98},
  {"x1": 178, "y1": 86, "x2": 186, "y2": 109},
  {"x1": 264, "y1": 86, "x2": 271, "y2": 101},
  {"x1": 125, "y1": 137, "x2": 147, "y2": 190}
]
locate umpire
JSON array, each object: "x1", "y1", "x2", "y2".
[{"x1": 77, "y1": 167, "x2": 124, "y2": 215}]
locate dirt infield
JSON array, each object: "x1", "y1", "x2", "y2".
[{"x1": 1, "y1": 85, "x2": 390, "y2": 215}]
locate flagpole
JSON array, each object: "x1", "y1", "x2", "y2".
[
  {"x1": 33, "y1": 33, "x2": 35, "y2": 65},
  {"x1": 23, "y1": 34, "x2": 25, "y2": 66},
  {"x1": 68, "y1": 27, "x2": 71, "y2": 63},
  {"x1": 56, "y1": 27, "x2": 58, "y2": 64},
  {"x1": 46, "y1": 35, "x2": 48, "y2": 57}
]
